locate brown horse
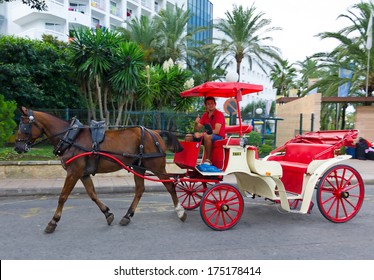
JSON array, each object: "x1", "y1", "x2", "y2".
[{"x1": 14, "y1": 107, "x2": 186, "y2": 233}]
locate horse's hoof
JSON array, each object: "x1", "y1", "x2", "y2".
[
  {"x1": 119, "y1": 216, "x2": 131, "y2": 226},
  {"x1": 44, "y1": 222, "x2": 57, "y2": 234},
  {"x1": 106, "y1": 213, "x2": 114, "y2": 225},
  {"x1": 180, "y1": 212, "x2": 187, "y2": 222}
]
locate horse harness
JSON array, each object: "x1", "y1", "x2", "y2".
[
  {"x1": 52, "y1": 118, "x2": 166, "y2": 173},
  {"x1": 17, "y1": 109, "x2": 44, "y2": 151}
]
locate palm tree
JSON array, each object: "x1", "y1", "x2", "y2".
[
  {"x1": 309, "y1": 1, "x2": 374, "y2": 129},
  {"x1": 270, "y1": 59, "x2": 297, "y2": 97},
  {"x1": 187, "y1": 44, "x2": 228, "y2": 85},
  {"x1": 121, "y1": 15, "x2": 160, "y2": 65},
  {"x1": 214, "y1": 4, "x2": 281, "y2": 79},
  {"x1": 110, "y1": 42, "x2": 144, "y2": 126},
  {"x1": 69, "y1": 27, "x2": 121, "y2": 122},
  {"x1": 154, "y1": 4, "x2": 193, "y2": 64},
  {"x1": 316, "y1": 1, "x2": 374, "y2": 97}
]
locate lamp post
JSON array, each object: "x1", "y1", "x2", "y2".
[
  {"x1": 225, "y1": 72, "x2": 239, "y2": 82},
  {"x1": 255, "y1": 108, "x2": 263, "y2": 116}
]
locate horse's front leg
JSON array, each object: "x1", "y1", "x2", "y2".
[
  {"x1": 119, "y1": 172, "x2": 145, "y2": 226},
  {"x1": 45, "y1": 173, "x2": 79, "y2": 233},
  {"x1": 80, "y1": 175, "x2": 114, "y2": 226},
  {"x1": 163, "y1": 180, "x2": 187, "y2": 222}
]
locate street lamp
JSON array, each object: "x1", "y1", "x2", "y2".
[
  {"x1": 255, "y1": 108, "x2": 263, "y2": 116},
  {"x1": 225, "y1": 72, "x2": 239, "y2": 82}
]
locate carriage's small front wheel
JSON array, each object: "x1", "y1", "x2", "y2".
[
  {"x1": 200, "y1": 183, "x2": 244, "y2": 230},
  {"x1": 316, "y1": 164, "x2": 364, "y2": 223},
  {"x1": 175, "y1": 180, "x2": 209, "y2": 210}
]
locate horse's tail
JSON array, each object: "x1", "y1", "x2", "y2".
[{"x1": 157, "y1": 131, "x2": 184, "y2": 153}]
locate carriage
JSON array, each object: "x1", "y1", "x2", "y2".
[
  {"x1": 172, "y1": 82, "x2": 364, "y2": 230},
  {"x1": 15, "y1": 82, "x2": 364, "y2": 233}
]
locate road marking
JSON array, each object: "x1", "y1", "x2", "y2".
[{"x1": 22, "y1": 207, "x2": 41, "y2": 218}]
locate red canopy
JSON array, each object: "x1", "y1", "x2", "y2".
[{"x1": 180, "y1": 82, "x2": 263, "y2": 98}]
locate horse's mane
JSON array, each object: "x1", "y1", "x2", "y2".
[{"x1": 36, "y1": 110, "x2": 69, "y2": 125}]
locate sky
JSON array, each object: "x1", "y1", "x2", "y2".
[{"x1": 209, "y1": 0, "x2": 363, "y2": 64}]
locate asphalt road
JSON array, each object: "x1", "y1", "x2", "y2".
[{"x1": 1, "y1": 185, "x2": 374, "y2": 260}]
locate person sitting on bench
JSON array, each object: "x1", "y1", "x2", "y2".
[{"x1": 185, "y1": 96, "x2": 226, "y2": 165}]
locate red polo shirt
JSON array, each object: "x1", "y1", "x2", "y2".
[{"x1": 200, "y1": 109, "x2": 226, "y2": 138}]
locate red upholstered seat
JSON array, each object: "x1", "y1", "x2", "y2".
[
  {"x1": 174, "y1": 125, "x2": 254, "y2": 171},
  {"x1": 267, "y1": 143, "x2": 335, "y2": 194},
  {"x1": 207, "y1": 125, "x2": 253, "y2": 170}
]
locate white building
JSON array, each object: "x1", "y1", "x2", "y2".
[
  {"x1": 0, "y1": 0, "x2": 186, "y2": 41},
  {"x1": 0, "y1": 0, "x2": 275, "y2": 109}
]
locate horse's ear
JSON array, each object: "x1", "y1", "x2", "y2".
[{"x1": 19, "y1": 106, "x2": 28, "y2": 116}]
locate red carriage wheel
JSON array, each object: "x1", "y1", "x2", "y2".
[
  {"x1": 175, "y1": 180, "x2": 209, "y2": 210},
  {"x1": 316, "y1": 164, "x2": 364, "y2": 223},
  {"x1": 200, "y1": 183, "x2": 244, "y2": 230}
]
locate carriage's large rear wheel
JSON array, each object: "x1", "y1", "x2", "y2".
[
  {"x1": 200, "y1": 183, "x2": 244, "y2": 230},
  {"x1": 175, "y1": 180, "x2": 210, "y2": 210},
  {"x1": 316, "y1": 164, "x2": 364, "y2": 223}
]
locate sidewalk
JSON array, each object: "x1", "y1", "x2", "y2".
[{"x1": 0, "y1": 159, "x2": 373, "y2": 196}]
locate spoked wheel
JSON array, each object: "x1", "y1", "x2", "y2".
[
  {"x1": 200, "y1": 183, "x2": 244, "y2": 231},
  {"x1": 175, "y1": 180, "x2": 210, "y2": 210},
  {"x1": 289, "y1": 199, "x2": 301, "y2": 209},
  {"x1": 316, "y1": 164, "x2": 364, "y2": 223}
]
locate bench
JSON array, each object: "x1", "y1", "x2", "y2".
[
  {"x1": 267, "y1": 143, "x2": 335, "y2": 194},
  {"x1": 174, "y1": 125, "x2": 253, "y2": 170},
  {"x1": 205, "y1": 125, "x2": 253, "y2": 170}
]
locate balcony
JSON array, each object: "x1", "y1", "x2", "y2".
[
  {"x1": 17, "y1": 28, "x2": 68, "y2": 42},
  {"x1": 110, "y1": 6, "x2": 123, "y2": 18},
  {"x1": 68, "y1": 8, "x2": 91, "y2": 27},
  {"x1": 12, "y1": 0, "x2": 67, "y2": 26},
  {"x1": 91, "y1": 0, "x2": 106, "y2": 12}
]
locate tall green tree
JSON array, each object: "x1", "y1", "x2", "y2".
[
  {"x1": 0, "y1": 35, "x2": 82, "y2": 109},
  {"x1": 309, "y1": 1, "x2": 374, "y2": 129},
  {"x1": 187, "y1": 44, "x2": 227, "y2": 85},
  {"x1": 69, "y1": 27, "x2": 122, "y2": 122},
  {"x1": 270, "y1": 59, "x2": 297, "y2": 97},
  {"x1": 110, "y1": 41, "x2": 144, "y2": 126},
  {"x1": 315, "y1": 1, "x2": 374, "y2": 97},
  {"x1": 154, "y1": 4, "x2": 193, "y2": 64},
  {"x1": 214, "y1": 4, "x2": 281, "y2": 79},
  {"x1": 121, "y1": 16, "x2": 160, "y2": 65},
  {"x1": 294, "y1": 57, "x2": 323, "y2": 96}
]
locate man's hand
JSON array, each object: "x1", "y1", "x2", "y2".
[{"x1": 195, "y1": 114, "x2": 200, "y2": 124}]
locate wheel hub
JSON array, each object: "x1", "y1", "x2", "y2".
[
  {"x1": 341, "y1": 191, "x2": 349, "y2": 198},
  {"x1": 333, "y1": 189, "x2": 350, "y2": 199},
  {"x1": 218, "y1": 202, "x2": 229, "y2": 212}
]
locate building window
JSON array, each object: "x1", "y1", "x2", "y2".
[
  {"x1": 91, "y1": 17, "x2": 100, "y2": 29},
  {"x1": 45, "y1": 23, "x2": 63, "y2": 33}
]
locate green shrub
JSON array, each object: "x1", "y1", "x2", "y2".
[
  {"x1": 246, "y1": 131, "x2": 262, "y2": 147},
  {"x1": 0, "y1": 95, "x2": 17, "y2": 147},
  {"x1": 258, "y1": 144, "x2": 273, "y2": 157}
]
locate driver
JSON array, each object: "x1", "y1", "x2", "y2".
[{"x1": 185, "y1": 96, "x2": 226, "y2": 165}]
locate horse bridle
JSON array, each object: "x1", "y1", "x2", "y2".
[{"x1": 16, "y1": 110, "x2": 44, "y2": 151}]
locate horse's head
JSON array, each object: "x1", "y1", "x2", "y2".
[{"x1": 14, "y1": 107, "x2": 44, "y2": 154}]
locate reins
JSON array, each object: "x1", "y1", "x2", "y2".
[
  {"x1": 65, "y1": 152, "x2": 176, "y2": 183},
  {"x1": 18, "y1": 112, "x2": 179, "y2": 180}
]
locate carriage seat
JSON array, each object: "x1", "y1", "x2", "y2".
[
  {"x1": 268, "y1": 143, "x2": 334, "y2": 173},
  {"x1": 267, "y1": 143, "x2": 335, "y2": 195},
  {"x1": 207, "y1": 124, "x2": 254, "y2": 170},
  {"x1": 174, "y1": 125, "x2": 253, "y2": 170}
]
